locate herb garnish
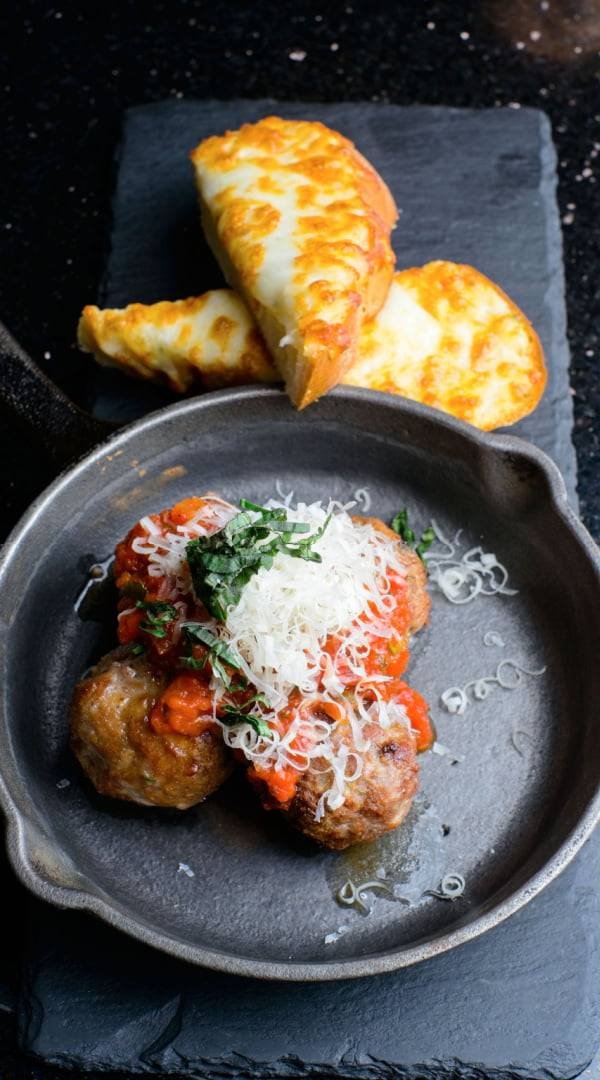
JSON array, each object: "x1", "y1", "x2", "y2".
[
  {"x1": 181, "y1": 622, "x2": 245, "y2": 689},
  {"x1": 180, "y1": 623, "x2": 271, "y2": 735},
  {"x1": 391, "y1": 509, "x2": 416, "y2": 546},
  {"x1": 121, "y1": 580, "x2": 147, "y2": 601},
  {"x1": 221, "y1": 706, "x2": 271, "y2": 739},
  {"x1": 186, "y1": 499, "x2": 330, "y2": 621},
  {"x1": 391, "y1": 509, "x2": 435, "y2": 563},
  {"x1": 415, "y1": 525, "x2": 435, "y2": 561},
  {"x1": 136, "y1": 600, "x2": 177, "y2": 638}
]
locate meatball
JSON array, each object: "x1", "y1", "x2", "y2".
[
  {"x1": 70, "y1": 648, "x2": 233, "y2": 809},
  {"x1": 283, "y1": 714, "x2": 419, "y2": 850}
]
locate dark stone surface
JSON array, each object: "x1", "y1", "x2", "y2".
[
  {"x1": 17, "y1": 828, "x2": 600, "y2": 1078},
  {"x1": 0, "y1": 2, "x2": 599, "y2": 1077}
]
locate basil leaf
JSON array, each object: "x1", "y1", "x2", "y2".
[
  {"x1": 180, "y1": 655, "x2": 207, "y2": 671},
  {"x1": 391, "y1": 509, "x2": 416, "y2": 546},
  {"x1": 391, "y1": 509, "x2": 435, "y2": 564},
  {"x1": 416, "y1": 525, "x2": 436, "y2": 561},
  {"x1": 186, "y1": 499, "x2": 330, "y2": 620},
  {"x1": 221, "y1": 709, "x2": 271, "y2": 738},
  {"x1": 135, "y1": 600, "x2": 177, "y2": 639},
  {"x1": 266, "y1": 520, "x2": 311, "y2": 534},
  {"x1": 181, "y1": 622, "x2": 243, "y2": 669}
]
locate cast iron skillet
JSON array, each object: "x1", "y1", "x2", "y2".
[{"x1": 0, "y1": 323, "x2": 599, "y2": 982}]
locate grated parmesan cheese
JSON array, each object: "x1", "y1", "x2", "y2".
[
  {"x1": 440, "y1": 657, "x2": 546, "y2": 715},
  {"x1": 225, "y1": 499, "x2": 408, "y2": 710},
  {"x1": 426, "y1": 521, "x2": 517, "y2": 603}
]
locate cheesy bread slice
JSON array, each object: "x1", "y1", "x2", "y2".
[
  {"x1": 190, "y1": 116, "x2": 397, "y2": 408},
  {"x1": 344, "y1": 261, "x2": 546, "y2": 430},
  {"x1": 78, "y1": 291, "x2": 275, "y2": 392},
  {"x1": 78, "y1": 262, "x2": 546, "y2": 430}
]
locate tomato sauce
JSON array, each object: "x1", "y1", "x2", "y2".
[
  {"x1": 323, "y1": 578, "x2": 411, "y2": 685},
  {"x1": 246, "y1": 692, "x2": 324, "y2": 809},
  {"x1": 150, "y1": 672, "x2": 216, "y2": 737},
  {"x1": 114, "y1": 497, "x2": 216, "y2": 666},
  {"x1": 379, "y1": 679, "x2": 434, "y2": 753}
]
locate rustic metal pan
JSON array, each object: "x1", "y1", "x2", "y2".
[{"x1": 0, "y1": 322, "x2": 599, "y2": 981}]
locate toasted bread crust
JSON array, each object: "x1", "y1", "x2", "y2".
[{"x1": 191, "y1": 116, "x2": 397, "y2": 408}]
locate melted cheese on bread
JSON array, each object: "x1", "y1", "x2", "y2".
[
  {"x1": 344, "y1": 261, "x2": 546, "y2": 429},
  {"x1": 78, "y1": 262, "x2": 546, "y2": 431},
  {"x1": 190, "y1": 116, "x2": 397, "y2": 408},
  {"x1": 78, "y1": 292, "x2": 275, "y2": 392}
]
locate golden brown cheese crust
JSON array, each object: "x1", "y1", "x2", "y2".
[
  {"x1": 344, "y1": 261, "x2": 547, "y2": 429},
  {"x1": 78, "y1": 292, "x2": 274, "y2": 393},
  {"x1": 77, "y1": 261, "x2": 546, "y2": 430},
  {"x1": 190, "y1": 116, "x2": 397, "y2": 408}
]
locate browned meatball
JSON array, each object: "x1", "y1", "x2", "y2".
[
  {"x1": 70, "y1": 648, "x2": 233, "y2": 809},
  {"x1": 283, "y1": 714, "x2": 419, "y2": 850}
]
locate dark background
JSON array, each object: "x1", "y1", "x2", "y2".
[{"x1": 0, "y1": 1, "x2": 598, "y2": 1076}]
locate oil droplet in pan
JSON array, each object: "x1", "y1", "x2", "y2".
[{"x1": 326, "y1": 795, "x2": 447, "y2": 911}]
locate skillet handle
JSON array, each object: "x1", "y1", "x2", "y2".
[
  {"x1": 9, "y1": 814, "x2": 94, "y2": 899},
  {"x1": 0, "y1": 320, "x2": 116, "y2": 463}
]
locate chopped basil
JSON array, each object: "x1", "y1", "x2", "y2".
[
  {"x1": 181, "y1": 622, "x2": 245, "y2": 688},
  {"x1": 179, "y1": 627, "x2": 270, "y2": 733},
  {"x1": 391, "y1": 509, "x2": 434, "y2": 564},
  {"x1": 391, "y1": 509, "x2": 416, "y2": 546},
  {"x1": 186, "y1": 499, "x2": 330, "y2": 621},
  {"x1": 135, "y1": 600, "x2": 177, "y2": 638},
  {"x1": 220, "y1": 707, "x2": 271, "y2": 739},
  {"x1": 416, "y1": 525, "x2": 436, "y2": 560},
  {"x1": 180, "y1": 654, "x2": 208, "y2": 671}
]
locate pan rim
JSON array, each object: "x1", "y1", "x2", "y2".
[{"x1": 1, "y1": 384, "x2": 598, "y2": 981}]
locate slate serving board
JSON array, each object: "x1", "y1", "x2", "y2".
[{"x1": 19, "y1": 102, "x2": 596, "y2": 1079}]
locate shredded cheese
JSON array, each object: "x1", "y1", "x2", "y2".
[
  {"x1": 132, "y1": 496, "x2": 237, "y2": 598},
  {"x1": 337, "y1": 877, "x2": 396, "y2": 913},
  {"x1": 426, "y1": 520, "x2": 517, "y2": 603},
  {"x1": 352, "y1": 487, "x2": 372, "y2": 512},
  {"x1": 431, "y1": 740, "x2": 465, "y2": 764},
  {"x1": 441, "y1": 657, "x2": 546, "y2": 715},
  {"x1": 426, "y1": 873, "x2": 466, "y2": 901},
  {"x1": 225, "y1": 499, "x2": 407, "y2": 709}
]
